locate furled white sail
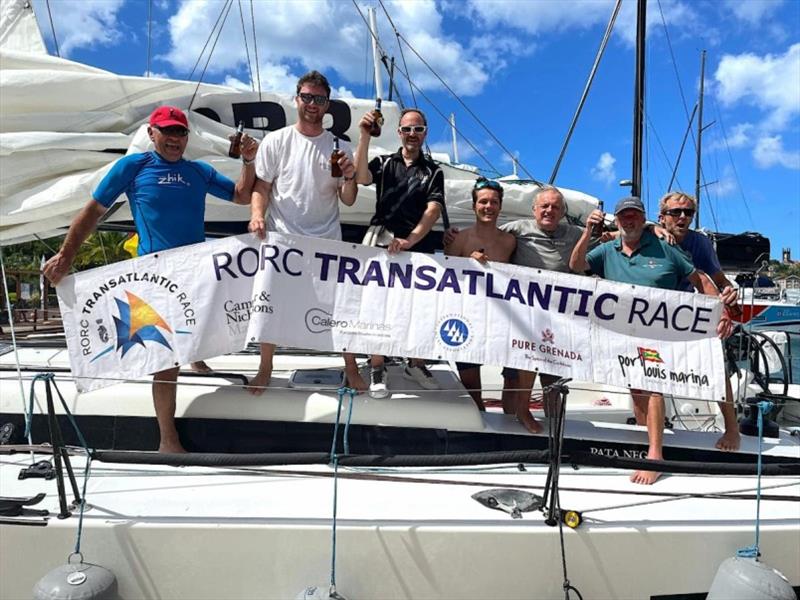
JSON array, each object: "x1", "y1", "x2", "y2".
[{"x1": 0, "y1": 0, "x2": 600, "y2": 245}]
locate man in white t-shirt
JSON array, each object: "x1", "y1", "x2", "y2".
[{"x1": 246, "y1": 70, "x2": 365, "y2": 394}]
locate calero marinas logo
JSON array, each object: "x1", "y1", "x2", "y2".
[{"x1": 113, "y1": 291, "x2": 173, "y2": 356}]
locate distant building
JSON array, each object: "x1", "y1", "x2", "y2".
[
  {"x1": 775, "y1": 274, "x2": 800, "y2": 292},
  {"x1": 782, "y1": 247, "x2": 796, "y2": 265}
]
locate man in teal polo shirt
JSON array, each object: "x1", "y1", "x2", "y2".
[{"x1": 571, "y1": 197, "x2": 733, "y2": 485}]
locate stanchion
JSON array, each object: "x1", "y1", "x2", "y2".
[{"x1": 541, "y1": 377, "x2": 571, "y2": 527}]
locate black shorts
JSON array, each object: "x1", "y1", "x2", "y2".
[{"x1": 456, "y1": 361, "x2": 481, "y2": 372}]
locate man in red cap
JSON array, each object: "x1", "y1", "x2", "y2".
[{"x1": 44, "y1": 105, "x2": 259, "y2": 453}]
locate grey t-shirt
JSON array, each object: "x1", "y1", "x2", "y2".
[{"x1": 500, "y1": 219, "x2": 583, "y2": 273}]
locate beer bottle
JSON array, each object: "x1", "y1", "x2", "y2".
[
  {"x1": 228, "y1": 121, "x2": 244, "y2": 159},
  {"x1": 330, "y1": 137, "x2": 343, "y2": 178},
  {"x1": 370, "y1": 98, "x2": 383, "y2": 138},
  {"x1": 593, "y1": 200, "x2": 605, "y2": 237}
]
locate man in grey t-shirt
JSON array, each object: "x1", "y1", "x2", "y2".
[
  {"x1": 499, "y1": 187, "x2": 586, "y2": 432},
  {"x1": 447, "y1": 186, "x2": 589, "y2": 432}
]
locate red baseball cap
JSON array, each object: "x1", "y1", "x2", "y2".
[{"x1": 149, "y1": 106, "x2": 189, "y2": 129}]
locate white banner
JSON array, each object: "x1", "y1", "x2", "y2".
[{"x1": 58, "y1": 233, "x2": 726, "y2": 400}]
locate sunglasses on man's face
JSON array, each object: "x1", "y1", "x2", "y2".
[
  {"x1": 662, "y1": 208, "x2": 695, "y2": 218},
  {"x1": 154, "y1": 125, "x2": 189, "y2": 137},
  {"x1": 298, "y1": 93, "x2": 329, "y2": 106},
  {"x1": 474, "y1": 178, "x2": 502, "y2": 192},
  {"x1": 399, "y1": 125, "x2": 427, "y2": 134}
]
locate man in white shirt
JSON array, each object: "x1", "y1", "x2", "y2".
[{"x1": 247, "y1": 71, "x2": 366, "y2": 393}]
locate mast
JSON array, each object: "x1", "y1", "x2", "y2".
[
  {"x1": 449, "y1": 113, "x2": 459, "y2": 164},
  {"x1": 368, "y1": 8, "x2": 384, "y2": 101},
  {"x1": 630, "y1": 0, "x2": 646, "y2": 199},
  {"x1": 694, "y1": 50, "x2": 706, "y2": 228}
]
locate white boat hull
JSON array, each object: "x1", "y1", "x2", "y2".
[{"x1": 2, "y1": 456, "x2": 798, "y2": 599}]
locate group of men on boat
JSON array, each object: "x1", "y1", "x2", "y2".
[{"x1": 42, "y1": 70, "x2": 742, "y2": 485}]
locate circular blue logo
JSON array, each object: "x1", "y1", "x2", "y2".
[{"x1": 439, "y1": 318, "x2": 470, "y2": 347}]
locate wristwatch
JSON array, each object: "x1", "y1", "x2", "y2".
[
  {"x1": 343, "y1": 175, "x2": 355, "y2": 181},
  {"x1": 242, "y1": 157, "x2": 255, "y2": 165}
]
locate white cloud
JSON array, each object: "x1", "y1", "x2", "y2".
[
  {"x1": 714, "y1": 43, "x2": 800, "y2": 131},
  {"x1": 722, "y1": 0, "x2": 784, "y2": 25},
  {"x1": 591, "y1": 152, "x2": 617, "y2": 185},
  {"x1": 724, "y1": 122, "x2": 754, "y2": 149},
  {"x1": 162, "y1": 0, "x2": 491, "y2": 97},
  {"x1": 708, "y1": 122, "x2": 753, "y2": 151},
  {"x1": 144, "y1": 70, "x2": 172, "y2": 80},
  {"x1": 753, "y1": 135, "x2": 800, "y2": 170},
  {"x1": 332, "y1": 86, "x2": 355, "y2": 100},
  {"x1": 32, "y1": 0, "x2": 125, "y2": 57},
  {"x1": 467, "y1": 0, "x2": 611, "y2": 36},
  {"x1": 466, "y1": 0, "x2": 704, "y2": 48},
  {"x1": 707, "y1": 166, "x2": 738, "y2": 197}
]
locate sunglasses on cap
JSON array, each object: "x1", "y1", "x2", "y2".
[
  {"x1": 153, "y1": 125, "x2": 189, "y2": 137},
  {"x1": 473, "y1": 178, "x2": 502, "y2": 192},
  {"x1": 298, "y1": 92, "x2": 329, "y2": 106},
  {"x1": 662, "y1": 208, "x2": 695, "y2": 218},
  {"x1": 399, "y1": 125, "x2": 427, "y2": 134}
]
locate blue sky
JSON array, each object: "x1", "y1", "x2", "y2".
[{"x1": 32, "y1": 0, "x2": 799, "y2": 259}]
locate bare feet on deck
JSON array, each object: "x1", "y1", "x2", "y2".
[
  {"x1": 190, "y1": 361, "x2": 212, "y2": 373},
  {"x1": 630, "y1": 469, "x2": 661, "y2": 485},
  {"x1": 345, "y1": 367, "x2": 368, "y2": 392},
  {"x1": 630, "y1": 453, "x2": 663, "y2": 485},
  {"x1": 516, "y1": 410, "x2": 543, "y2": 434},
  {"x1": 715, "y1": 430, "x2": 741, "y2": 452},
  {"x1": 246, "y1": 368, "x2": 272, "y2": 396}
]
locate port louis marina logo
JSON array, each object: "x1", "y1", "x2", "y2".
[
  {"x1": 617, "y1": 346, "x2": 711, "y2": 387},
  {"x1": 75, "y1": 272, "x2": 196, "y2": 364}
]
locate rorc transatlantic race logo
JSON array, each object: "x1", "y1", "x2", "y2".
[
  {"x1": 617, "y1": 345, "x2": 710, "y2": 387},
  {"x1": 76, "y1": 272, "x2": 196, "y2": 363},
  {"x1": 437, "y1": 315, "x2": 472, "y2": 350}
]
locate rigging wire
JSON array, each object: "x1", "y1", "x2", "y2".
[
  {"x1": 645, "y1": 113, "x2": 679, "y2": 192},
  {"x1": 189, "y1": 0, "x2": 235, "y2": 111},
  {"x1": 187, "y1": 0, "x2": 231, "y2": 82},
  {"x1": 656, "y1": 0, "x2": 695, "y2": 138},
  {"x1": 712, "y1": 96, "x2": 754, "y2": 227},
  {"x1": 395, "y1": 29, "x2": 541, "y2": 183},
  {"x1": 237, "y1": 0, "x2": 255, "y2": 92},
  {"x1": 44, "y1": 0, "x2": 60, "y2": 57},
  {"x1": 0, "y1": 246, "x2": 35, "y2": 456},
  {"x1": 376, "y1": 0, "x2": 418, "y2": 109},
  {"x1": 249, "y1": 0, "x2": 262, "y2": 100},
  {"x1": 146, "y1": 0, "x2": 152, "y2": 77},
  {"x1": 350, "y1": 0, "x2": 501, "y2": 177},
  {"x1": 549, "y1": 0, "x2": 622, "y2": 184},
  {"x1": 667, "y1": 102, "x2": 697, "y2": 190}
]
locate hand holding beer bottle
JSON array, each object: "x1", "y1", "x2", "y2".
[
  {"x1": 228, "y1": 121, "x2": 244, "y2": 159},
  {"x1": 592, "y1": 200, "x2": 605, "y2": 237},
  {"x1": 369, "y1": 98, "x2": 383, "y2": 137},
  {"x1": 330, "y1": 137, "x2": 343, "y2": 178}
]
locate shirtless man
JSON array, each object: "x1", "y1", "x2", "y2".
[{"x1": 445, "y1": 178, "x2": 516, "y2": 409}]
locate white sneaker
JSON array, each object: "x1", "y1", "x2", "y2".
[
  {"x1": 403, "y1": 364, "x2": 440, "y2": 390},
  {"x1": 369, "y1": 366, "x2": 389, "y2": 399}
]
